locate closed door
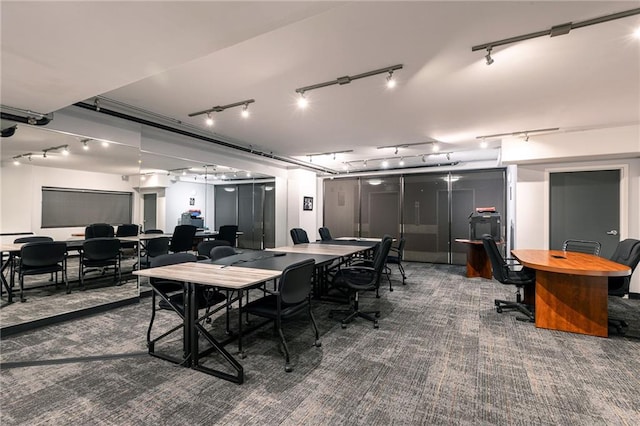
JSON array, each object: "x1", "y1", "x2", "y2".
[
  {"x1": 549, "y1": 170, "x2": 620, "y2": 257},
  {"x1": 143, "y1": 193, "x2": 157, "y2": 231}
]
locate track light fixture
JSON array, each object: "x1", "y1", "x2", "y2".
[
  {"x1": 476, "y1": 127, "x2": 559, "y2": 140},
  {"x1": 188, "y1": 99, "x2": 255, "y2": 125},
  {"x1": 294, "y1": 64, "x2": 403, "y2": 101},
  {"x1": 81, "y1": 139, "x2": 90, "y2": 150},
  {"x1": 472, "y1": 7, "x2": 640, "y2": 60},
  {"x1": 41, "y1": 144, "x2": 69, "y2": 159}
]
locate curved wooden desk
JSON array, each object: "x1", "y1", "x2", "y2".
[{"x1": 511, "y1": 249, "x2": 630, "y2": 337}]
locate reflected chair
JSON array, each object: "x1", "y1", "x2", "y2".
[
  {"x1": 214, "y1": 225, "x2": 238, "y2": 247},
  {"x1": 139, "y1": 237, "x2": 171, "y2": 269},
  {"x1": 242, "y1": 258, "x2": 320, "y2": 372},
  {"x1": 482, "y1": 234, "x2": 535, "y2": 322},
  {"x1": 319, "y1": 227, "x2": 333, "y2": 241},
  {"x1": 196, "y1": 240, "x2": 231, "y2": 260},
  {"x1": 13, "y1": 236, "x2": 55, "y2": 283},
  {"x1": 80, "y1": 237, "x2": 122, "y2": 287},
  {"x1": 329, "y1": 238, "x2": 392, "y2": 329},
  {"x1": 116, "y1": 224, "x2": 139, "y2": 257},
  {"x1": 144, "y1": 229, "x2": 164, "y2": 234},
  {"x1": 209, "y1": 245, "x2": 237, "y2": 261},
  {"x1": 16, "y1": 241, "x2": 68, "y2": 302},
  {"x1": 85, "y1": 223, "x2": 115, "y2": 239},
  {"x1": 386, "y1": 237, "x2": 407, "y2": 285},
  {"x1": 169, "y1": 225, "x2": 197, "y2": 253},
  {"x1": 290, "y1": 228, "x2": 309, "y2": 245},
  {"x1": 562, "y1": 239, "x2": 601, "y2": 255},
  {"x1": 607, "y1": 238, "x2": 640, "y2": 333}
]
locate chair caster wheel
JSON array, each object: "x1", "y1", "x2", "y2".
[
  {"x1": 206, "y1": 318, "x2": 212, "y2": 324},
  {"x1": 496, "y1": 307, "x2": 503, "y2": 313},
  {"x1": 239, "y1": 351, "x2": 246, "y2": 359},
  {"x1": 341, "y1": 323, "x2": 347, "y2": 329},
  {"x1": 285, "y1": 364, "x2": 293, "y2": 373},
  {"x1": 373, "y1": 321, "x2": 379, "y2": 329},
  {"x1": 315, "y1": 340, "x2": 322, "y2": 347},
  {"x1": 375, "y1": 312, "x2": 380, "y2": 318},
  {"x1": 389, "y1": 288, "x2": 394, "y2": 292}
]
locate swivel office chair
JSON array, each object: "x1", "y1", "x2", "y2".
[
  {"x1": 196, "y1": 240, "x2": 231, "y2": 260},
  {"x1": 169, "y1": 225, "x2": 197, "y2": 253},
  {"x1": 318, "y1": 227, "x2": 333, "y2": 241},
  {"x1": 290, "y1": 228, "x2": 309, "y2": 245},
  {"x1": 562, "y1": 239, "x2": 601, "y2": 256},
  {"x1": 386, "y1": 237, "x2": 407, "y2": 285},
  {"x1": 215, "y1": 225, "x2": 238, "y2": 247},
  {"x1": 482, "y1": 234, "x2": 535, "y2": 322},
  {"x1": 607, "y1": 238, "x2": 640, "y2": 333},
  {"x1": 139, "y1": 237, "x2": 171, "y2": 269}
]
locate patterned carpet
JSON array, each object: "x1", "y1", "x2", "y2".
[{"x1": 1, "y1": 262, "x2": 639, "y2": 425}]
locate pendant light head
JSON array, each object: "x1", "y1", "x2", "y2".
[
  {"x1": 205, "y1": 113, "x2": 214, "y2": 126},
  {"x1": 386, "y1": 70, "x2": 397, "y2": 89},
  {"x1": 241, "y1": 103, "x2": 250, "y2": 118},
  {"x1": 297, "y1": 92, "x2": 308, "y2": 109},
  {"x1": 485, "y1": 47, "x2": 494, "y2": 65}
]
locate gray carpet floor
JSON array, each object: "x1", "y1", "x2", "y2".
[{"x1": 1, "y1": 262, "x2": 639, "y2": 425}]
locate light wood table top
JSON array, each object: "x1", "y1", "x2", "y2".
[
  {"x1": 1, "y1": 243, "x2": 25, "y2": 253},
  {"x1": 511, "y1": 249, "x2": 630, "y2": 277},
  {"x1": 267, "y1": 243, "x2": 369, "y2": 257},
  {"x1": 134, "y1": 262, "x2": 281, "y2": 290},
  {"x1": 334, "y1": 237, "x2": 383, "y2": 242}
]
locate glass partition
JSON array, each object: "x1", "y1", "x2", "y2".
[
  {"x1": 323, "y1": 178, "x2": 360, "y2": 238},
  {"x1": 360, "y1": 176, "x2": 401, "y2": 238}
]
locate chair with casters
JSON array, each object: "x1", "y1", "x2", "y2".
[
  {"x1": 482, "y1": 234, "x2": 535, "y2": 322},
  {"x1": 349, "y1": 234, "x2": 394, "y2": 294},
  {"x1": 139, "y1": 237, "x2": 171, "y2": 269},
  {"x1": 242, "y1": 258, "x2": 320, "y2": 372},
  {"x1": 209, "y1": 245, "x2": 237, "y2": 261},
  {"x1": 85, "y1": 223, "x2": 115, "y2": 239},
  {"x1": 215, "y1": 225, "x2": 239, "y2": 247},
  {"x1": 386, "y1": 237, "x2": 407, "y2": 285},
  {"x1": 562, "y1": 239, "x2": 601, "y2": 256},
  {"x1": 144, "y1": 229, "x2": 164, "y2": 234},
  {"x1": 169, "y1": 225, "x2": 197, "y2": 253},
  {"x1": 16, "y1": 241, "x2": 68, "y2": 302},
  {"x1": 290, "y1": 228, "x2": 309, "y2": 245},
  {"x1": 318, "y1": 227, "x2": 333, "y2": 241},
  {"x1": 607, "y1": 238, "x2": 640, "y2": 333},
  {"x1": 329, "y1": 237, "x2": 393, "y2": 329},
  {"x1": 196, "y1": 240, "x2": 231, "y2": 260},
  {"x1": 80, "y1": 237, "x2": 122, "y2": 288}
]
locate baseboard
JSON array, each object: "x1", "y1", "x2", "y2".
[
  {"x1": 629, "y1": 292, "x2": 640, "y2": 300},
  {"x1": 0, "y1": 296, "x2": 140, "y2": 337}
]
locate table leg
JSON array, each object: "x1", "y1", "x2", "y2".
[
  {"x1": 1, "y1": 252, "x2": 14, "y2": 303},
  {"x1": 535, "y1": 271, "x2": 608, "y2": 337}
]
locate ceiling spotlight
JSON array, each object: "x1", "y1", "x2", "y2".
[
  {"x1": 524, "y1": 133, "x2": 530, "y2": 142},
  {"x1": 432, "y1": 143, "x2": 440, "y2": 153},
  {"x1": 485, "y1": 47, "x2": 494, "y2": 65},
  {"x1": 94, "y1": 98, "x2": 101, "y2": 112},
  {"x1": 446, "y1": 153, "x2": 451, "y2": 161},
  {"x1": 480, "y1": 139, "x2": 488, "y2": 149},
  {"x1": 205, "y1": 113, "x2": 214, "y2": 126},
  {"x1": 297, "y1": 92, "x2": 308, "y2": 109},
  {"x1": 241, "y1": 103, "x2": 250, "y2": 118},
  {"x1": 421, "y1": 155, "x2": 426, "y2": 163},
  {"x1": 381, "y1": 160, "x2": 389, "y2": 168},
  {"x1": 394, "y1": 147, "x2": 399, "y2": 155},
  {"x1": 82, "y1": 140, "x2": 89, "y2": 150},
  {"x1": 102, "y1": 141, "x2": 109, "y2": 148},
  {"x1": 62, "y1": 145, "x2": 69, "y2": 155},
  {"x1": 182, "y1": 170, "x2": 187, "y2": 176},
  {"x1": 13, "y1": 157, "x2": 20, "y2": 166},
  {"x1": 399, "y1": 157, "x2": 405, "y2": 166},
  {"x1": 42, "y1": 151, "x2": 47, "y2": 158},
  {"x1": 363, "y1": 159, "x2": 368, "y2": 167},
  {"x1": 386, "y1": 70, "x2": 397, "y2": 89},
  {"x1": 246, "y1": 171, "x2": 251, "y2": 177}
]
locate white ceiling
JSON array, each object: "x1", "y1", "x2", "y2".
[{"x1": 2, "y1": 1, "x2": 639, "y2": 174}]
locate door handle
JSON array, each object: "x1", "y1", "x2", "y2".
[{"x1": 606, "y1": 230, "x2": 618, "y2": 236}]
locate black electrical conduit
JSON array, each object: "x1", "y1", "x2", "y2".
[{"x1": 72, "y1": 101, "x2": 337, "y2": 175}]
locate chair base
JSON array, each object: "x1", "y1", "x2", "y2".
[
  {"x1": 330, "y1": 292, "x2": 380, "y2": 329},
  {"x1": 608, "y1": 318, "x2": 628, "y2": 335},
  {"x1": 494, "y1": 299, "x2": 534, "y2": 322}
]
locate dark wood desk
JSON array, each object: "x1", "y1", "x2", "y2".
[
  {"x1": 455, "y1": 239, "x2": 493, "y2": 279},
  {"x1": 511, "y1": 249, "x2": 631, "y2": 337}
]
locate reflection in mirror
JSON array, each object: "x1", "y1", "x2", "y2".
[{"x1": 0, "y1": 124, "x2": 140, "y2": 333}]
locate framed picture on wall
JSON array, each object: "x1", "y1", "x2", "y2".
[{"x1": 303, "y1": 196, "x2": 314, "y2": 211}]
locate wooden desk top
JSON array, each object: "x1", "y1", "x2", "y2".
[
  {"x1": 1, "y1": 243, "x2": 25, "y2": 253},
  {"x1": 511, "y1": 249, "x2": 631, "y2": 277},
  {"x1": 267, "y1": 243, "x2": 369, "y2": 257},
  {"x1": 134, "y1": 262, "x2": 281, "y2": 289}
]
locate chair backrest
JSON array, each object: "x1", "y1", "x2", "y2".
[
  {"x1": 216, "y1": 225, "x2": 238, "y2": 247},
  {"x1": 279, "y1": 258, "x2": 315, "y2": 305},
  {"x1": 209, "y1": 246, "x2": 237, "y2": 261},
  {"x1": 116, "y1": 224, "x2": 139, "y2": 237},
  {"x1": 562, "y1": 239, "x2": 601, "y2": 256},
  {"x1": 85, "y1": 223, "x2": 115, "y2": 239},
  {"x1": 394, "y1": 237, "x2": 406, "y2": 260},
  {"x1": 150, "y1": 252, "x2": 197, "y2": 268},
  {"x1": 169, "y1": 225, "x2": 197, "y2": 252},
  {"x1": 144, "y1": 229, "x2": 164, "y2": 234},
  {"x1": 145, "y1": 237, "x2": 171, "y2": 258},
  {"x1": 290, "y1": 228, "x2": 309, "y2": 244},
  {"x1": 14, "y1": 236, "x2": 53, "y2": 243},
  {"x1": 608, "y1": 239, "x2": 640, "y2": 296},
  {"x1": 20, "y1": 241, "x2": 67, "y2": 267},
  {"x1": 481, "y1": 234, "x2": 509, "y2": 283},
  {"x1": 372, "y1": 237, "x2": 393, "y2": 275},
  {"x1": 318, "y1": 227, "x2": 333, "y2": 241},
  {"x1": 82, "y1": 237, "x2": 121, "y2": 261},
  {"x1": 197, "y1": 240, "x2": 231, "y2": 258}
]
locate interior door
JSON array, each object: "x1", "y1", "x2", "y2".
[
  {"x1": 549, "y1": 170, "x2": 620, "y2": 257},
  {"x1": 143, "y1": 193, "x2": 157, "y2": 231}
]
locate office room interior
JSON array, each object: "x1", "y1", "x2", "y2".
[{"x1": 1, "y1": 2, "x2": 640, "y2": 424}]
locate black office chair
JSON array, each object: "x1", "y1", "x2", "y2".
[
  {"x1": 290, "y1": 228, "x2": 309, "y2": 245},
  {"x1": 144, "y1": 229, "x2": 164, "y2": 234},
  {"x1": 196, "y1": 240, "x2": 231, "y2": 260},
  {"x1": 116, "y1": 224, "x2": 139, "y2": 257},
  {"x1": 562, "y1": 239, "x2": 601, "y2": 256},
  {"x1": 85, "y1": 223, "x2": 115, "y2": 239},
  {"x1": 139, "y1": 237, "x2": 171, "y2": 269},
  {"x1": 386, "y1": 237, "x2": 407, "y2": 285},
  {"x1": 329, "y1": 237, "x2": 392, "y2": 329},
  {"x1": 349, "y1": 234, "x2": 394, "y2": 294},
  {"x1": 482, "y1": 234, "x2": 535, "y2": 322},
  {"x1": 318, "y1": 227, "x2": 333, "y2": 241},
  {"x1": 209, "y1": 245, "x2": 237, "y2": 261},
  {"x1": 215, "y1": 225, "x2": 239, "y2": 247},
  {"x1": 169, "y1": 225, "x2": 197, "y2": 253},
  {"x1": 16, "y1": 241, "x2": 68, "y2": 302},
  {"x1": 13, "y1": 236, "x2": 55, "y2": 284},
  {"x1": 242, "y1": 258, "x2": 320, "y2": 372},
  {"x1": 607, "y1": 238, "x2": 640, "y2": 333},
  {"x1": 80, "y1": 237, "x2": 122, "y2": 287}
]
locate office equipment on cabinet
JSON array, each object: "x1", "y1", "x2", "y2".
[
  {"x1": 180, "y1": 210, "x2": 203, "y2": 228},
  {"x1": 469, "y1": 207, "x2": 501, "y2": 241}
]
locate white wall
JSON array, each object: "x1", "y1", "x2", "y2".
[
  {"x1": 1, "y1": 164, "x2": 139, "y2": 242},
  {"x1": 286, "y1": 169, "x2": 318, "y2": 244},
  {"x1": 165, "y1": 180, "x2": 207, "y2": 231}
]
